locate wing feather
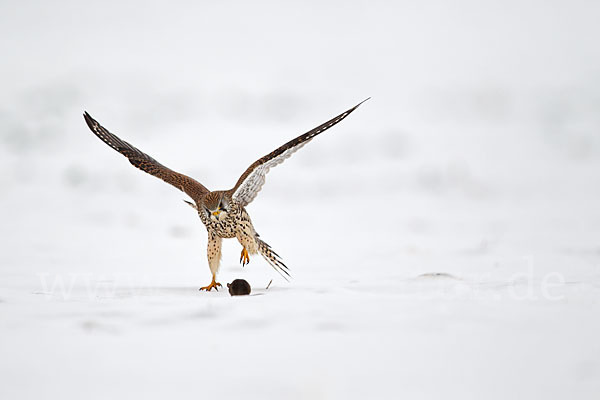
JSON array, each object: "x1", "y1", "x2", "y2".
[
  {"x1": 229, "y1": 98, "x2": 368, "y2": 206},
  {"x1": 83, "y1": 112, "x2": 209, "y2": 201}
]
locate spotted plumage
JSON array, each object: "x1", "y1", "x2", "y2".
[{"x1": 83, "y1": 99, "x2": 367, "y2": 290}]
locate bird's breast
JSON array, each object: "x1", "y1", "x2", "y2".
[{"x1": 198, "y1": 210, "x2": 238, "y2": 238}]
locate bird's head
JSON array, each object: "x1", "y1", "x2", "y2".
[{"x1": 202, "y1": 192, "x2": 230, "y2": 221}]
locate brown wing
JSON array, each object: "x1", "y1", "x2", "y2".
[
  {"x1": 228, "y1": 98, "x2": 369, "y2": 206},
  {"x1": 83, "y1": 112, "x2": 209, "y2": 201}
]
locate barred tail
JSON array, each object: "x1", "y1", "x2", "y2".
[{"x1": 256, "y1": 238, "x2": 291, "y2": 281}]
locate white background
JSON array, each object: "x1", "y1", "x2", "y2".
[{"x1": 1, "y1": 1, "x2": 599, "y2": 398}]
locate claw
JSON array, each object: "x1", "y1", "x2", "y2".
[
  {"x1": 240, "y1": 247, "x2": 250, "y2": 267},
  {"x1": 199, "y1": 276, "x2": 222, "y2": 292}
]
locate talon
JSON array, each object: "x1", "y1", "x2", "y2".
[
  {"x1": 200, "y1": 277, "x2": 222, "y2": 292},
  {"x1": 240, "y1": 247, "x2": 250, "y2": 267}
]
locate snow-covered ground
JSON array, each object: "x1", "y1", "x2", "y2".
[{"x1": 1, "y1": 1, "x2": 600, "y2": 398}]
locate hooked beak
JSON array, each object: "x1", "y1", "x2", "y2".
[{"x1": 212, "y1": 210, "x2": 221, "y2": 218}]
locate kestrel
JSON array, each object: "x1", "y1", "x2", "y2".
[{"x1": 83, "y1": 99, "x2": 367, "y2": 291}]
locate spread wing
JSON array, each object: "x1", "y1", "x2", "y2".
[
  {"x1": 83, "y1": 112, "x2": 209, "y2": 201},
  {"x1": 229, "y1": 98, "x2": 369, "y2": 206}
]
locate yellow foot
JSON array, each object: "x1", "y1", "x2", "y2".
[
  {"x1": 240, "y1": 247, "x2": 250, "y2": 266},
  {"x1": 199, "y1": 280, "x2": 222, "y2": 292}
]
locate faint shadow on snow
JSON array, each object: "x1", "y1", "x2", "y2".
[
  {"x1": 458, "y1": 240, "x2": 492, "y2": 256},
  {"x1": 343, "y1": 272, "x2": 532, "y2": 300},
  {"x1": 118, "y1": 286, "x2": 202, "y2": 297},
  {"x1": 416, "y1": 272, "x2": 462, "y2": 280},
  {"x1": 80, "y1": 320, "x2": 120, "y2": 335},
  {"x1": 342, "y1": 273, "x2": 466, "y2": 297},
  {"x1": 314, "y1": 321, "x2": 346, "y2": 332},
  {"x1": 137, "y1": 305, "x2": 223, "y2": 327}
]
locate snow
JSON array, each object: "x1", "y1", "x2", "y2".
[{"x1": 1, "y1": 0, "x2": 600, "y2": 399}]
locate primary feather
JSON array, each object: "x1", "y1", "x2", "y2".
[
  {"x1": 229, "y1": 98, "x2": 369, "y2": 206},
  {"x1": 83, "y1": 112, "x2": 209, "y2": 201}
]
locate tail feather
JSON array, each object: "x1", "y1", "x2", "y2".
[{"x1": 256, "y1": 238, "x2": 290, "y2": 281}]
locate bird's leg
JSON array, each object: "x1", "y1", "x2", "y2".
[
  {"x1": 202, "y1": 233, "x2": 222, "y2": 291},
  {"x1": 240, "y1": 247, "x2": 250, "y2": 266},
  {"x1": 199, "y1": 274, "x2": 222, "y2": 292}
]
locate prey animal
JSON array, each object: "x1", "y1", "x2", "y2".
[{"x1": 83, "y1": 99, "x2": 367, "y2": 291}]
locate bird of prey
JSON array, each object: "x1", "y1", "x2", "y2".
[{"x1": 83, "y1": 99, "x2": 367, "y2": 291}]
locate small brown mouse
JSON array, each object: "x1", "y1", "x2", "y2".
[{"x1": 227, "y1": 279, "x2": 251, "y2": 296}]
